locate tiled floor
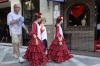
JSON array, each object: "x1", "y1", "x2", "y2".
[{"x1": 0, "y1": 46, "x2": 100, "y2": 66}]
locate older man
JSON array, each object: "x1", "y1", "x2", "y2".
[{"x1": 7, "y1": 4, "x2": 29, "y2": 62}]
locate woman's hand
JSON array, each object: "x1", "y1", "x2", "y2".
[
  {"x1": 36, "y1": 39, "x2": 38, "y2": 45},
  {"x1": 41, "y1": 27, "x2": 45, "y2": 33},
  {"x1": 33, "y1": 34, "x2": 38, "y2": 45},
  {"x1": 26, "y1": 30, "x2": 29, "y2": 34},
  {"x1": 59, "y1": 41, "x2": 62, "y2": 46}
]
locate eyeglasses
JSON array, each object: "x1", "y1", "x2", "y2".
[{"x1": 14, "y1": 7, "x2": 21, "y2": 8}]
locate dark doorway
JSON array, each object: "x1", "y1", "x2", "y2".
[
  {"x1": 95, "y1": 0, "x2": 100, "y2": 40},
  {"x1": 21, "y1": 0, "x2": 40, "y2": 46},
  {"x1": 0, "y1": 7, "x2": 11, "y2": 43}
]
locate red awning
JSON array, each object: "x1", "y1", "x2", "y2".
[{"x1": 0, "y1": 0, "x2": 9, "y2": 3}]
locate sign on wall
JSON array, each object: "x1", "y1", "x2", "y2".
[
  {"x1": 54, "y1": 11, "x2": 60, "y2": 18},
  {"x1": 54, "y1": 5, "x2": 60, "y2": 18},
  {"x1": 0, "y1": 0, "x2": 9, "y2": 3}
]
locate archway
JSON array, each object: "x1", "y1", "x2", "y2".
[{"x1": 67, "y1": 4, "x2": 90, "y2": 27}]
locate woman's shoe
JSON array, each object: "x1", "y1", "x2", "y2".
[
  {"x1": 18, "y1": 57, "x2": 25, "y2": 63},
  {"x1": 12, "y1": 54, "x2": 18, "y2": 59}
]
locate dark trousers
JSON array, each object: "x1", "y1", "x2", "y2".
[
  {"x1": 43, "y1": 39, "x2": 48, "y2": 50},
  {"x1": 97, "y1": 30, "x2": 100, "y2": 40}
]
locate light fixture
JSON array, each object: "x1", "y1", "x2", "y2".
[{"x1": 25, "y1": 1, "x2": 31, "y2": 10}]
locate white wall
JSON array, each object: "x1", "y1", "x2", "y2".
[
  {"x1": 40, "y1": 0, "x2": 53, "y2": 25},
  {"x1": 9, "y1": 0, "x2": 22, "y2": 15}
]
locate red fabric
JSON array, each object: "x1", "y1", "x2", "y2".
[
  {"x1": 29, "y1": 23, "x2": 37, "y2": 36},
  {"x1": 47, "y1": 26, "x2": 73, "y2": 62},
  {"x1": 56, "y1": 26, "x2": 61, "y2": 38},
  {"x1": 0, "y1": 0, "x2": 9, "y2": 3},
  {"x1": 47, "y1": 38, "x2": 73, "y2": 62},
  {"x1": 24, "y1": 22, "x2": 49, "y2": 66},
  {"x1": 71, "y1": 5, "x2": 85, "y2": 19},
  {"x1": 57, "y1": 15, "x2": 63, "y2": 21}
]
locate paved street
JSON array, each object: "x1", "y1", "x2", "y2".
[{"x1": 0, "y1": 46, "x2": 100, "y2": 66}]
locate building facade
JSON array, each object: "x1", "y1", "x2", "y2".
[
  {"x1": 63, "y1": 0, "x2": 95, "y2": 51},
  {"x1": 0, "y1": 0, "x2": 54, "y2": 46},
  {"x1": 0, "y1": 0, "x2": 96, "y2": 52}
]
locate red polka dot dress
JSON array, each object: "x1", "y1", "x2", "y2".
[
  {"x1": 47, "y1": 25, "x2": 73, "y2": 63},
  {"x1": 24, "y1": 22, "x2": 48, "y2": 66}
]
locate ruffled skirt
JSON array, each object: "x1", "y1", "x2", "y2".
[
  {"x1": 24, "y1": 38, "x2": 49, "y2": 66},
  {"x1": 47, "y1": 38, "x2": 73, "y2": 63}
]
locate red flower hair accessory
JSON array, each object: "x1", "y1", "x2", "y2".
[
  {"x1": 38, "y1": 12, "x2": 43, "y2": 18},
  {"x1": 57, "y1": 15, "x2": 63, "y2": 21},
  {"x1": 35, "y1": 13, "x2": 39, "y2": 16}
]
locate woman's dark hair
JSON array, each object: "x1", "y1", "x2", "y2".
[
  {"x1": 55, "y1": 19, "x2": 61, "y2": 27},
  {"x1": 32, "y1": 13, "x2": 39, "y2": 22}
]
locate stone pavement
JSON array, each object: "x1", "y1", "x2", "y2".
[{"x1": 0, "y1": 46, "x2": 100, "y2": 66}]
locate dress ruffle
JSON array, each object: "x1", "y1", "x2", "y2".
[
  {"x1": 24, "y1": 37, "x2": 49, "y2": 66},
  {"x1": 47, "y1": 38, "x2": 73, "y2": 63}
]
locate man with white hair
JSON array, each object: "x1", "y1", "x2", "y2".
[{"x1": 7, "y1": 4, "x2": 29, "y2": 62}]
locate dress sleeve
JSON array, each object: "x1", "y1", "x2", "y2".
[
  {"x1": 29, "y1": 23, "x2": 37, "y2": 36},
  {"x1": 55, "y1": 26, "x2": 61, "y2": 38}
]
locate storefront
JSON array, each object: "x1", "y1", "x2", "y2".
[
  {"x1": 0, "y1": 0, "x2": 97, "y2": 52},
  {"x1": 21, "y1": 0, "x2": 54, "y2": 46},
  {"x1": 0, "y1": 0, "x2": 54, "y2": 45},
  {"x1": 21, "y1": 0, "x2": 40, "y2": 46},
  {"x1": 0, "y1": 0, "x2": 11, "y2": 42},
  {"x1": 62, "y1": 0, "x2": 95, "y2": 51},
  {"x1": 48, "y1": 0, "x2": 96, "y2": 52}
]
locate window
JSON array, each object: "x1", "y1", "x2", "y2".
[
  {"x1": 21, "y1": 0, "x2": 40, "y2": 21},
  {"x1": 68, "y1": 4, "x2": 90, "y2": 27}
]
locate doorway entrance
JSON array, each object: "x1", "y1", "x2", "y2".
[{"x1": 0, "y1": 2, "x2": 11, "y2": 43}]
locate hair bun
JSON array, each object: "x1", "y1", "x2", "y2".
[
  {"x1": 57, "y1": 15, "x2": 63, "y2": 21},
  {"x1": 38, "y1": 12, "x2": 43, "y2": 18},
  {"x1": 34, "y1": 12, "x2": 43, "y2": 18},
  {"x1": 38, "y1": 12, "x2": 42, "y2": 15}
]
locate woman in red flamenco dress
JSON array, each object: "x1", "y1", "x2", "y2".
[
  {"x1": 47, "y1": 15, "x2": 73, "y2": 63},
  {"x1": 24, "y1": 13, "x2": 48, "y2": 66}
]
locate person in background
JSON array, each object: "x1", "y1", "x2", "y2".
[
  {"x1": 47, "y1": 15, "x2": 73, "y2": 62},
  {"x1": 1, "y1": 23, "x2": 9, "y2": 43},
  {"x1": 40, "y1": 17, "x2": 48, "y2": 54},
  {"x1": 7, "y1": 4, "x2": 29, "y2": 62}
]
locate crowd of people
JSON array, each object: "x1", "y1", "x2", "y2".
[{"x1": 6, "y1": 4, "x2": 73, "y2": 66}]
